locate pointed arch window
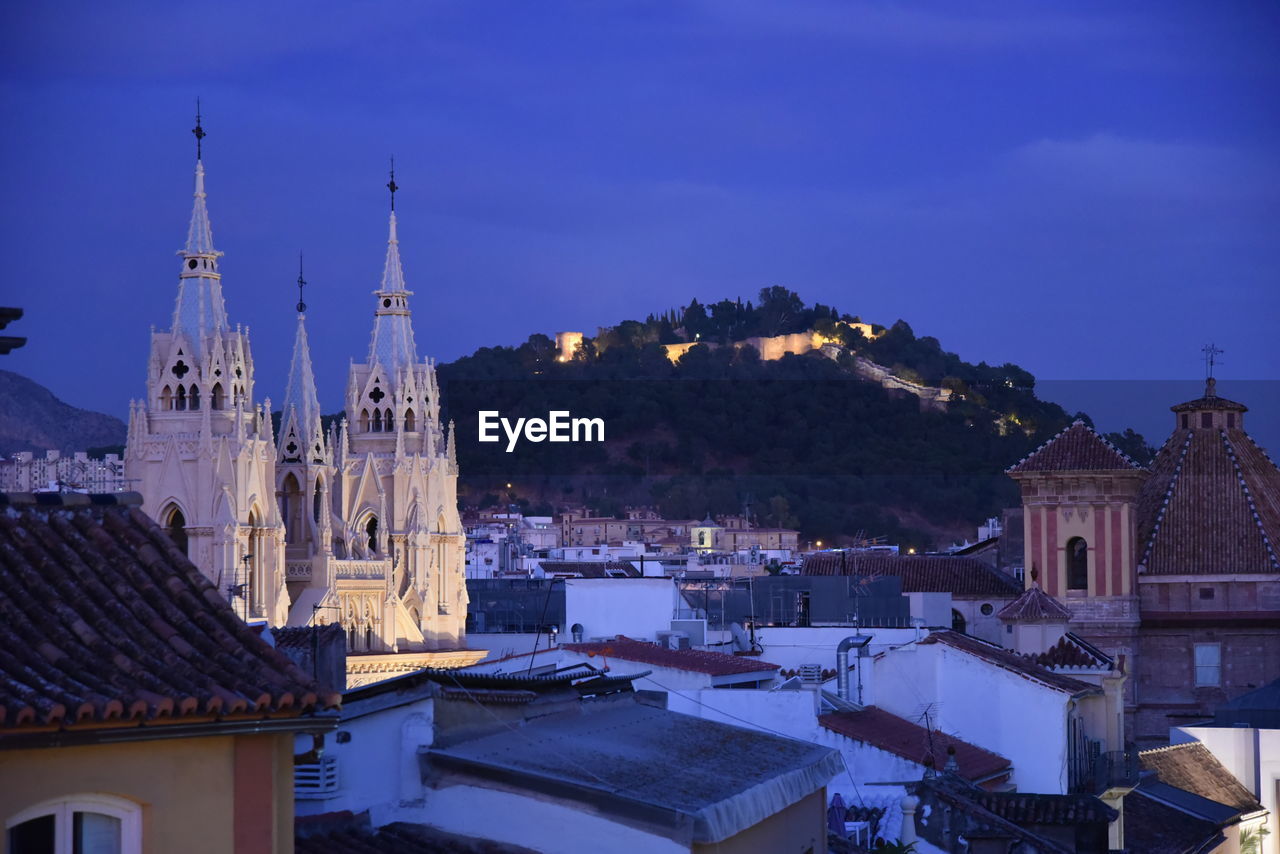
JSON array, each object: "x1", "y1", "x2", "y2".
[
  {"x1": 211, "y1": 383, "x2": 225, "y2": 410},
  {"x1": 372, "y1": 410, "x2": 383, "y2": 433},
  {"x1": 175, "y1": 386, "x2": 187, "y2": 411},
  {"x1": 404, "y1": 409, "x2": 416, "y2": 432},
  {"x1": 313, "y1": 479, "x2": 323, "y2": 524},
  {"x1": 360, "y1": 409, "x2": 370, "y2": 432},
  {"x1": 365, "y1": 516, "x2": 379, "y2": 554},
  {"x1": 281, "y1": 474, "x2": 303, "y2": 545},
  {"x1": 164, "y1": 506, "x2": 188, "y2": 556},
  {"x1": 1066, "y1": 537, "x2": 1089, "y2": 591},
  {"x1": 161, "y1": 386, "x2": 173, "y2": 410},
  {"x1": 188, "y1": 384, "x2": 200, "y2": 410},
  {"x1": 384, "y1": 408, "x2": 395, "y2": 432}
]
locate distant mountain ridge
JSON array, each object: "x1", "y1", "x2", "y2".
[{"x1": 0, "y1": 370, "x2": 126, "y2": 457}]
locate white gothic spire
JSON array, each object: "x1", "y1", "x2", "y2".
[
  {"x1": 367, "y1": 210, "x2": 420, "y2": 374},
  {"x1": 282, "y1": 312, "x2": 322, "y2": 449},
  {"x1": 171, "y1": 160, "x2": 228, "y2": 356}
]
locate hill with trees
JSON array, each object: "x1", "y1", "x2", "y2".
[{"x1": 437, "y1": 288, "x2": 1153, "y2": 550}]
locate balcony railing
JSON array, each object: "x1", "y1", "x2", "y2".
[{"x1": 1071, "y1": 747, "x2": 1139, "y2": 794}]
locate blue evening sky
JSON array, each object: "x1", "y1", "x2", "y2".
[{"x1": 2, "y1": 2, "x2": 1277, "y2": 442}]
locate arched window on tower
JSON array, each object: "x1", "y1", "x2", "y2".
[
  {"x1": 164, "y1": 506, "x2": 188, "y2": 556},
  {"x1": 360, "y1": 409, "x2": 370, "y2": 432},
  {"x1": 211, "y1": 383, "x2": 225, "y2": 410},
  {"x1": 188, "y1": 384, "x2": 200, "y2": 410},
  {"x1": 404, "y1": 409, "x2": 416, "y2": 432},
  {"x1": 161, "y1": 386, "x2": 173, "y2": 410},
  {"x1": 280, "y1": 474, "x2": 303, "y2": 545},
  {"x1": 313, "y1": 479, "x2": 323, "y2": 524},
  {"x1": 372, "y1": 410, "x2": 383, "y2": 432},
  {"x1": 1066, "y1": 537, "x2": 1089, "y2": 591},
  {"x1": 384, "y1": 408, "x2": 395, "y2": 432},
  {"x1": 365, "y1": 516, "x2": 379, "y2": 554}
]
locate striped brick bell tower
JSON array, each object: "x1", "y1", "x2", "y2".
[{"x1": 1007, "y1": 422, "x2": 1149, "y2": 721}]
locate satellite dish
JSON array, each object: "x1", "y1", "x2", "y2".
[{"x1": 729, "y1": 622, "x2": 751, "y2": 651}]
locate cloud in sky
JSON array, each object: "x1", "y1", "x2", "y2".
[{"x1": 1, "y1": 2, "x2": 1277, "y2": 421}]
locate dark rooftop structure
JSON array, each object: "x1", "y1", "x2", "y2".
[
  {"x1": 0, "y1": 492, "x2": 339, "y2": 741},
  {"x1": 1210, "y1": 676, "x2": 1280, "y2": 729},
  {"x1": 802, "y1": 552, "x2": 1022, "y2": 597},
  {"x1": 425, "y1": 695, "x2": 843, "y2": 846},
  {"x1": 909, "y1": 773, "x2": 1117, "y2": 854},
  {"x1": 1120, "y1": 788, "x2": 1224, "y2": 854},
  {"x1": 537, "y1": 559, "x2": 641, "y2": 578},
  {"x1": 562, "y1": 635, "x2": 781, "y2": 678}
]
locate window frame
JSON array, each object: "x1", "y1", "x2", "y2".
[
  {"x1": 6, "y1": 793, "x2": 142, "y2": 854},
  {"x1": 1194, "y1": 642, "x2": 1222, "y2": 687}
]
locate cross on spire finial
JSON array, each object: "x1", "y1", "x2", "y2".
[
  {"x1": 296, "y1": 252, "x2": 307, "y2": 314},
  {"x1": 192, "y1": 98, "x2": 206, "y2": 161},
  {"x1": 387, "y1": 157, "x2": 398, "y2": 211},
  {"x1": 1202, "y1": 343, "x2": 1224, "y2": 380}
]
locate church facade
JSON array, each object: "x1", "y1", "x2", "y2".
[
  {"x1": 125, "y1": 145, "x2": 478, "y2": 682},
  {"x1": 1009, "y1": 381, "x2": 1280, "y2": 746}
]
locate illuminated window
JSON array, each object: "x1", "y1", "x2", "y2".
[
  {"x1": 6, "y1": 794, "x2": 141, "y2": 854},
  {"x1": 1194, "y1": 643, "x2": 1221, "y2": 686}
]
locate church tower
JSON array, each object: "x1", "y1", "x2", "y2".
[
  {"x1": 125, "y1": 114, "x2": 288, "y2": 626},
  {"x1": 1007, "y1": 422, "x2": 1149, "y2": 719},
  {"x1": 332, "y1": 168, "x2": 468, "y2": 650}
]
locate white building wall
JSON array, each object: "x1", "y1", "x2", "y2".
[
  {"x1": 871, "y1": 643, "x2": 1071, "y2": 794},
  {"x1": 294, "y1": 696, "x2": 435, "y2": 819},
  {"x1": 1176, "y1": 725, "x2": 1280, "y2": 854},
  {"x1": 564, "y1": 578, "x2": 679, "y2": 642}
]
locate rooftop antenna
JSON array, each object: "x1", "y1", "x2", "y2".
[
  {"x1": 192, "y1": 98, "x2": 206, "y2": 160},
  {"x1": 296, "y1": 252, "x2": 307, "y2": 314},
  {"x1": 387, "y1": 156, "x2": 398, "y2": 211}
]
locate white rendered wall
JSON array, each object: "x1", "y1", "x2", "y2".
[
  {"x1": 753, "y1": 627, "x2": 921, "y2": 672},
  {"x1": 294, "y1": 696, "x2": 435, "y2": 819},
  {"x1": 565, "y1": 578, "x2": 680, "y2": 642},
  {"x1": 872, "y1": 643, "x2": 1071, "y2": 794}
]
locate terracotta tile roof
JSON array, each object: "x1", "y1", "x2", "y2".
[
  {"x1": 995, "y1": 583, "x2": 1071, "y2": 621},
  {"x1": 1136, "y1": 426, "x2": 1280, "y2": 575},
  {"x1": 561, "y1": 636, "x2": 780, "y2": 677},
  {"x1": 1026, "y1": 634, "x2": 1112, "y2": 670},
  {"x1": 0, "y1": 492, "x2": 340, "y2": 734},
  {"x1": 1171, "y1": 380, "x2": 1248, "y2": 413},
  {"x1": 965, "y1": 790, "x2": 1117, "y2": 825},
  {"x1": 1139, "y1": 742, "x2": 1263, "y2": 815},
  {"x1": 819, "y1": 707, "x2": 1011, "y2": 784},
  {"x1": 801, "y1": 553, "x2": 1021, "y2": 596},
  {"x1": 917, "y1": 631, "x2": 1101, "y2": 696},
  {"x1": 1122, "y1": 790, "x2": 1223, "y2": 854},
  {"x1": 1007, "y1": 421, "x2": 1143, "y2": 474}
]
